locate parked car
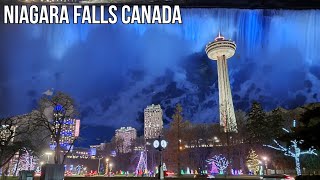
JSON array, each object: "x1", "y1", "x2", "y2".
[{"x1": 164, "y1": 170, "x2": 175, "y2": 177}]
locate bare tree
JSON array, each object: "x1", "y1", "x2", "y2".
[
  {"x1": 33, "y1": 91, "x2": 79, "y2": 164},
  {"x1": 0, "y1": 114, "x2": 41, "y2": 176}
]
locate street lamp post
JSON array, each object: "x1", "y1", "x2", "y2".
[
  {"x1": 153, "y1": 136, "x2": 168, "y2": 180},
  {"x1": 45, "y1": 152, "x2": 52, "y2": 163},
  {"x1": 105, "y1": 158, "x2": 109, "y2": 176},
  {"x1": 262, "y1": 156, "x2": 268, "y2": 175}
]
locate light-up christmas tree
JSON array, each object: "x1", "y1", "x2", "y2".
[
  {"x1": 181, "y1": 169, "x2": 184, "y2": 175},
  {"x1": 246, "y1": 149, "x2": 260, "y2": 175},
  {"x1": 135, "y1": 151, "x2": 147, "y2": 176},
  {"x1": 206, "y1": 155, "x2": 229, "y2": 174},
  {"x1": 207, "y1": 161, "x2": 218, "y2": 174},
  {"x1": 264, "y1": 126, "x2": 317, "y2": 175}
]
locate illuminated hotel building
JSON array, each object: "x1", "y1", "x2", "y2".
[
  {"x1": 144, "y1": 104, "x2": 163, "y2": 139},
  {"x1": 205, "y1": 32, "x2": 238, "y2": 132},
  {"x1": 115, "y1": 127, "x2": 137, "y2": 153},
  {"x1": 51, "y1": 119, "x2": 80, "y2": 150}
]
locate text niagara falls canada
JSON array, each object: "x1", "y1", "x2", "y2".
[{"x1": 3, "y1": 5, "x2": 183, "y2": 24}]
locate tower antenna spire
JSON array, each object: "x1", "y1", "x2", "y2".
[
  {"x1": 215, "y1": 30, "x2": 225, "y2": 41},
  {"x1": 205, "y1": 31, "x2": 237, "y2": 133}
]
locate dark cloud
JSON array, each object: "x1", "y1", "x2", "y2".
[
  {"x1": 304, "y1": 80, "x2": 312, "y2": 89},
  {"x1": 310, "y1": 66, "x2": 320, "y2": 80},
  {"x1": 0, "y1": 9, "x2": 319, "y2": 134}
]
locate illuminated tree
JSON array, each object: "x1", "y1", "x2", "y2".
[
  {"x1": 246, "y1": 149, "x2": 260, "y2": 175},
  {"x1": 135, "y1": 151, "x2": 147, "y2": 175},
  {"x1": 34, "y1": 91, "x2": 79, "y2": 164},
  {"x1": 206, "y1": 155, "x2": 228, "y2": 174},
  {"x1": 0, "y1": 115, "x2": 40, "y2": 170},
  {"x1": 264, "y1": 127, "x2": 317, "y2": 176}
]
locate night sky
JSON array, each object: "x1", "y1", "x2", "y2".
[{"x1": 0, "y1": 8, "x2": 320, "y2": 146}]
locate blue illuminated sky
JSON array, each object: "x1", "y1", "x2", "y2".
[{"x1": 0, "y1": 9, "x2": 320, "y2": 143}]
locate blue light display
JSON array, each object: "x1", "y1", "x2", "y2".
[{"x1": 54, "y1": 104, "x2": 63, "y2": 112}]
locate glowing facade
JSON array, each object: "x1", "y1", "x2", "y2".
[
  {"x1": 51, "y1": 119, "x2": 80, "y2": 150},
  {"x1": 205, "y1": 33, "x2": 238, "y2": 132},
  {"x1": 115, "y1": 127, "x2": 137, "y2": 153},
  {"x1": 144, "y1": 104, "x2": 163, "y2": 139}
]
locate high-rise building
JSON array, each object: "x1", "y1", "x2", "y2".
[
  {"x1": 50, "y1": 119, "x2": 80, "y2": 150},
  {"x1": 144, "y1": 104, "x2": 163, "y2": 139},
  {"x1": 205, "y1": 32, "x2": 238, "y2": 132},
  {"x1": 115, "y1": 127, "x2": 137, "y2": 153}
]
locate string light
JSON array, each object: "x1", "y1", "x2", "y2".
[
  {"x1": 264, "y1": 127, "x2": 317, "y2": 176},
  {"x1": 206, "y1": 154, "x2": 229, "y2": 174}
]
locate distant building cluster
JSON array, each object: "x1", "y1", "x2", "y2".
[
  {"x1": 144, "y1": 104, "x2": 163, "y2": 139},
  {"x1": 66, "y1": 147, "x2": 92, "y2": 159},
  {"x1": 115, "y1": 127, "x2": 137, "y2": 153}
]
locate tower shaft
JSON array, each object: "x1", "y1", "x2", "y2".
[{"x1": 217, "y1": 55, "x2": 237, "y2": 132}]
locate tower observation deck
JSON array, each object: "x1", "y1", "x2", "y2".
[{"x1": 205, "y1": 32, "x2": 238, "y2": 133}]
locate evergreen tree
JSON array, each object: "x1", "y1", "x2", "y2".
[
  {"x1": 169, "y1": 104, "x2": 185, "y2": 176},
  {"x1": 246, "y1": 101, "x2": 268, "y2": 144},
  {"x1": 246, "y1": 149, "x2": 260, "y2": 175},
  {"x1": 267, "y1": 108, "x2": 284, "y2": 140}
]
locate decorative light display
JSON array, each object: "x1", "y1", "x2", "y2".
[
  {"x1": 206, "y1": 160, "x2": 218, "y2": 174},
  {"x1": 206, "y1": 155, "x2": 229, "y2": 174},
  {"x1": 75, "y1": 165, "x2": 83, "y2": 175},
  {"x1": 135, "y1": 151, "x2": 147, "y2": 175},
  {"x1": 186, "y1": 167, "x2": 190, "y2": 174},
  {"x1": 246, "y1": 149, "x2": 260, "y2": 175},
  {"x1": 264, "y1": 126, "x2": 318, "y2": 176},
  {"x1": 181, "y1": 169, "x2": 184, "y2": 174},
  {"x1": 163, "y1": 163, "x2": 167, "y2": 171},
  {"x1": 231, "y1": 169, "x2": 243, "y2": 175},
  {"x1": 99, "y1": 163, "x2": 105, "y2": 174},
  {"x1": 11, "y1": 151, "x2": 37, "y2": 175},
  {"x1": 259, "y1": 165, "x2": 263, "y2": 175},
  {"x1": 35, "y1": 166, "x2": 41, "y2": 173}
]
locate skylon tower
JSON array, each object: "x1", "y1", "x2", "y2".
[{"x1": 205, "y1": 32, "x2": 238, "y2": 132}]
